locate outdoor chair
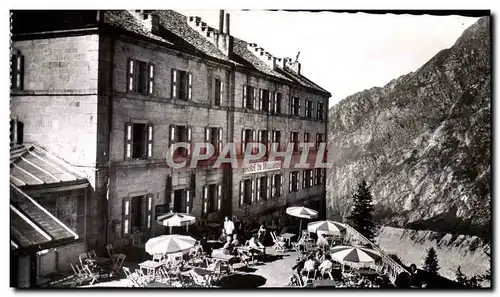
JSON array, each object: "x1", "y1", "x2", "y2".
[
  {"x1": 122, "y1": 267, "x2": 140, "y2": 287},
  {"x1": 106, "y1": 244, "x2": 119, "y2": 260},
  {"x1": 83, "y1": 264, "x2": 99, "y2": 285},
  {"x1": 70, "y1": 263, "x2": 87, "y2": 287},
  {"x1": 320, "y1": 268, "x2": 334, "y2": 280},
  {"x1": 78, "y1": 253, "x2": 89, "y2": 266},
  {"x1": 152, "y1": 253, "x2": 163, "y2": 262},
  {"x1": 112, "y1": 254, "x2": 126, "y2": 273},
  {"x1": 135, "y1": 268, "x2": 154, "y2": 284},
  {"x1": 190, "y1": 271, "x2": 210, "y2": 287},
  {"x1": 157, "y1": 266, "x2": 173, "y2": 285},
  {"x1": 292, "y1": 235, "x2": 306, "y2": 253},
  {"x1": 270, "y1": 231, "x2": 287, "y2": 253},
  {"x1": 87, "y1": 250, "x2": 97, "y2": 259}
]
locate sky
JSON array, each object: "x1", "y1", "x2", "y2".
[{"x1": 177, "y1": 10, "x2": 479, "y2": 107}]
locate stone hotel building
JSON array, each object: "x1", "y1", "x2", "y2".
[{"x1": 10, "y1": 10, "x2": 330, "y2": 285}]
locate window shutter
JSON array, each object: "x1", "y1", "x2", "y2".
[
  {"x1": 239, "y1": 180, "x2": 244, "y2": 206},
  {"x1": 323, "y1": 168, "x2": 326, "y2": 184},
  {"x1": 314, "y1": 169, "x2": 318, "y2": 185},
  {"x1": 187, "y1": 126, "x2": 192, "y2": 155},
  {"x1": 251, "y1": 179, "x2": 255, "y2": 203},
  {"x1": 202, "y1": 186, "x2": 208, "y2": 215},
  {"x1": 217, "y1": 184, "x2": 222, "y2": 211},
  {"x1": 289, "y1": 172, "x2": 292, "y2": 193},
  {"x1": 271, "y1": 174, "x2": 275, "y2": 197},
  {"x1": 252, "y1": 130, "x2": 257, "y2": 155},
  {"x1": 146, "y1": 194, "x2": 153, "y2": 229},
  {"x1": 186, "y1": 189, "x2": 192, "y2": 214},
  {"x1": 296, "y1": 172, "x2": 300, "y2": 190},
  {"x1": 188, "y1": 72, "x2": 193, "y2": 100},
  {"x1": 10, "y1": 56, "x2": 17, "y2": 89},
  {"x1": 220, "y1": 81, "x2": 224, "y2": 105},
  {"x1": 256, "y1": 178, "x2": 261, "y2": 202},
  {"x1": 127, "y1": 59, "x2": 134, "y2": 92},
  {"x1": 205, "y1": 126, "x2": 210, "y2": 155},
  {"x1": 279, "y1": 175, "x2": 283, "y2": 196},
  {"x1": 218, "y1": 128, "x2": 223, "y2": 153},
  {"x1": 273, "y1": 92, "x2": 278, "y2": 113},
  {"x1": 147, "y1": 124, "x2": 154, "y2": 159},
  {"x1": 302, "y1": 171, "x2": 306, "y2": 189},
  {"x1": 241, "y1": 129, "x2": 246, "y2": 155},
  {"x1": 124, "y1": 123, "x2": 132, "y2": 160},
  {"x1": 258, "y1": 130, "x2": 262, "y2": 144},
  {"x1": 267, "y1": 176, "x2": 271, "y2": 199},
  {"x1": 169, "y1": 125, "x2": 176, "y2": 157},
  {"x1": 290, "y1": 97, "x2": 294, "y2": 115},
  {"x1": 148, "y1": 63, "x2": 155, "y2": 95},
  {"x1": 171, "y1": 69, "x2": 177, "y2": 99},
  {"x1": 259, "y1": 89, "x2": 263, "y2": 110},
  {"x1": 122, "y1": 197, "x2": 131, "y2": 236},
  {"x1": 309, "y1": 171, "x2": 313, "y2": 187},
  {"x1": 243, "y1": 85, "x2": 247, "y2": 108},
  {"x1": 166, "y1": 175, "x2": 172, "y2": 212},
  {"x1": 252, "y1": 88, "x2": 257, "y2": 109},
  {"x1": 298, "y1": 99, "x2": 301, "y2": 116},
  {"x1": 17, "y1": 55, "x2": 24, "y2": 90},
  {"x1": 311, "y1": 101, "x2": 315, "y2": 118}
]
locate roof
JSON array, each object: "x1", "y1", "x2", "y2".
[
  {"x1": 102, "y1": 10, "x2": 330, "y2": 96},
  {"x1": 10, "y1": 184, "x2": 79, "y2": 253},
  {"x1": 10, "y1": 145, "x2": 88, "y2": 188}
]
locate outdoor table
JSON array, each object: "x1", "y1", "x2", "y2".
[
  {"x1": 210, "y1": 252, "x2": 235, "y2": 271},
  {"x1": 313, "y1": 279, "x2": 337, "y2": 287},
  {"x1": 280, "y1": 233, "x2": 296, "y2": 246},
  {"x1": 138, "y1": 260, "x2": 164, "y2": 280}
]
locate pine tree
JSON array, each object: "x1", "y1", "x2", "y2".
[
  {"x1": 347, "y1": 180, "x2": 377, "y2": 241},
  {"x1": 455, "y1": 266, "x2": 467, "y2": 285},
  {"x1": 423, "y1": 247, "x2": 440, "y2": 274}
]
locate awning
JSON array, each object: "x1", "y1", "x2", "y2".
[
  {"x1": 10, "y1": 145, "x2": 87, "y2": 189},
  {"x1": 10, "y1": 184, "x2": 79, "y2": 254}
]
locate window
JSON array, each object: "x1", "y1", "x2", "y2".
[
  {"x1": 258, "y1": 130, "x2": 269, "y2": 154},
  {"x1": 272, "y1": 130, "x2": 281, "y2": 151},
  {"x1": 290, "y1": 131, "x2": 300, "y2": 152},
  {"x1": 291, "y1": 97, "x2": 300, "y2": 116},
  {"x1": 317, "y1": 102, "x2": 325, "y2": 120},
  {"x1": 10, "y1": 119, "x2": 23, "y2": 147},
  {"x1": 271, "y1": 174, "x2": 282, "y2": 198},
  {"x1": 303, "y1": 169, "x2": 313, "y2": 189},
  {"x1": 239, "y1": 179, "x2": 255, "y2": 206},
  {"x1": 124, "y1": 122, "x2": 154, "y2": 160},
  {"x1": 205, "y1": 127, "x2": 223, "y2": 153},
  {"x1": 169, "y1": 125, "x2": 192, "y2": 157},
  {"x1": 35, "y1": 190, "x2": 86, "y2": 238},
  {"x1": 172, "y1": 189, "x2": 192, "y2": 213},
  {"x1": 304, "y1": 132, "x2": 310, "y2": 145},
  {"x1": 260, "y1": 89, "x2": 270, "y2": 112},
  {"x1": 243, "y1": 85, "x2": 257, "y2": 109},
  {"x1": 11, "y1": 54, "x2": 24, "y2": 90},
  {"x1": 316, "y1": 133, "x2": 324, "y2": 151},
  {"x1": 203, "y1": 184, "x2": 221, "y2": 215},
  {"x1": 289, "y1": 171, "x2": 299, "y2": 192},
  {"x1": 127, "y1": 59, "x2": 154, "y2": 95},
  {"x1": 305, "y1": 100, "x2": 313, "y2": 118},
  {"x1": 214, "y1": 78, "x2": 223, "y2": 106},
  {"x1": 155, "y1": 204, "x2": 169, "y2": 219},
  {"x1": 172, "y1": 69, "x2": 192, "y2": 100},
  {"x1": 273, "y1": 92, "x2": 282, "y2": 114},
  {"x1": 241, "y1": 129, "x2": 256, "y2": 154},
  {"x1": 257, "y1": 176, "x2": 269, "y2": 201},
  {"x1": 130, "y1": 196, "x2": 143, "y2": 233}
]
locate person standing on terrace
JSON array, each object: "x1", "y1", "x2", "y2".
[{"x1": 224, "y1": 216, "x2": 235, "y2": 236}]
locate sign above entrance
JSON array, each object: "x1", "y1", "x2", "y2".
[{"x1": 243, "y1": 161, "x2": 281, "y2": 175}]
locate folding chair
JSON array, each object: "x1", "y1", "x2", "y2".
[
  {"x1": 78, "y1": 252, "x2": 89, "y2": 266},
  {"x1": 271, "y1": 231, "x2": 287, "y2": 253},
  {"x1": 83, "y1": 264, "x2": 99, "y2": 285},
  {"x1": 112, "y1": 254, "x2": 126, "y2": 273},
  {"x1": 135, "y1": 268, "x2": 153, "y2": 284},
  {"x1": 292, "y1": 235, "x2": 306, "y2": 253},
  {"x1": 87, "y1": 250, "x2": 97, "y2": 259},
  {"x1": 70, "y1": 263, "x2": 86, "y2": 287},
  {"x1": 106, "y1": 244, "x2": 117, "y2": 259}
]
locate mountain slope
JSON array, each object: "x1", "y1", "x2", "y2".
[{"x1": 326, "y1": 17, "x2": 491, "y2": 239}]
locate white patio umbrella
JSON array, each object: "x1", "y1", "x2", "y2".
[
  {"x1": 330, "y1": 245, "x2": 381, "y2": 268},
  {"x1": 157, "y1": 212, "x2": 196, "y2": 234},
  {"x1": 145, "y1": 234, "x2": 196, "y2": 255},
  {"x1": 307, "y1": 220, "x2": 346, "y2": 236},
  {"x1": 286, "y1": 206, "x2": 318, "y2": 237}
]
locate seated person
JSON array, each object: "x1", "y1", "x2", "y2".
[
  {"x1": 318, "y1": 254, "x2": 333, "y2": 276},
  {"x1": 315, "y1": 249, "x2": 325, "y2": 263},
  {"x1": 249, "y1": 234, "x2": 266, "y2": 254},
  {"x1": 221, "y1": 235, "x2": 234, "y2": 255},
  {"x1": 303, "y1": 254, "x2": 317, "y2": 273},
  {"x1": 257, "y1": 224, "x2": 266, "y2": 242},
  {"x1": 316, "y1": 233, "x2": 329, "y2": 249},
  {"x1": 189, "y1": 241, "x2": 204, "y2": 257},
  {"x1": 218, "y1": 229, "x2": 227, "y2": 242},
  {"x1": 231, "y1": 234, "x2": 240, "y2": 247},
  {"x1": 292, "y1": 254, "x2": 307, "y2": 275},
  {"x1": 200, "y1": 236, "x2": 211, "y2": 254}
]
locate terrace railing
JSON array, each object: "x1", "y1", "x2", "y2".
[{"x1": 343, "y1": 224, "x2": 410, "y2": 285}]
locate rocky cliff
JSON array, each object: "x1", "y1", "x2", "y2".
[{"x1": 326, "y1": 17, "x2": 491, "y2": 240}]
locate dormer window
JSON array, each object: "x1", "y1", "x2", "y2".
[{"x1": 11, "y1": 53, "x2": 24, "y2": 91}]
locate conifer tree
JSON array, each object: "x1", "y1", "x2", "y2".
[
  {"x1": 423, "y1": 247, "x2": 440, "y2": 274},
  {"x1": 347, "y1": 180, "x2": 377, "y2": 241}
]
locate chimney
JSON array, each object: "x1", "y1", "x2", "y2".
[
  {"x1": 225, "y1": 13, "x2": 230, "y2": 35},
  {"x1": 151, "y1": 14, "x2": 160, "y2": 35},
  {"x1": 219, "y1": 10, "x2": 225, "y2": 33}
]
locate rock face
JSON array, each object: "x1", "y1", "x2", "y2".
[
  {"x1": 326, "y1": 17, "x2": 491, "y2": 240},
  {"x1": 376, "y1": 226, "x2": 490, "y2": 284}
]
